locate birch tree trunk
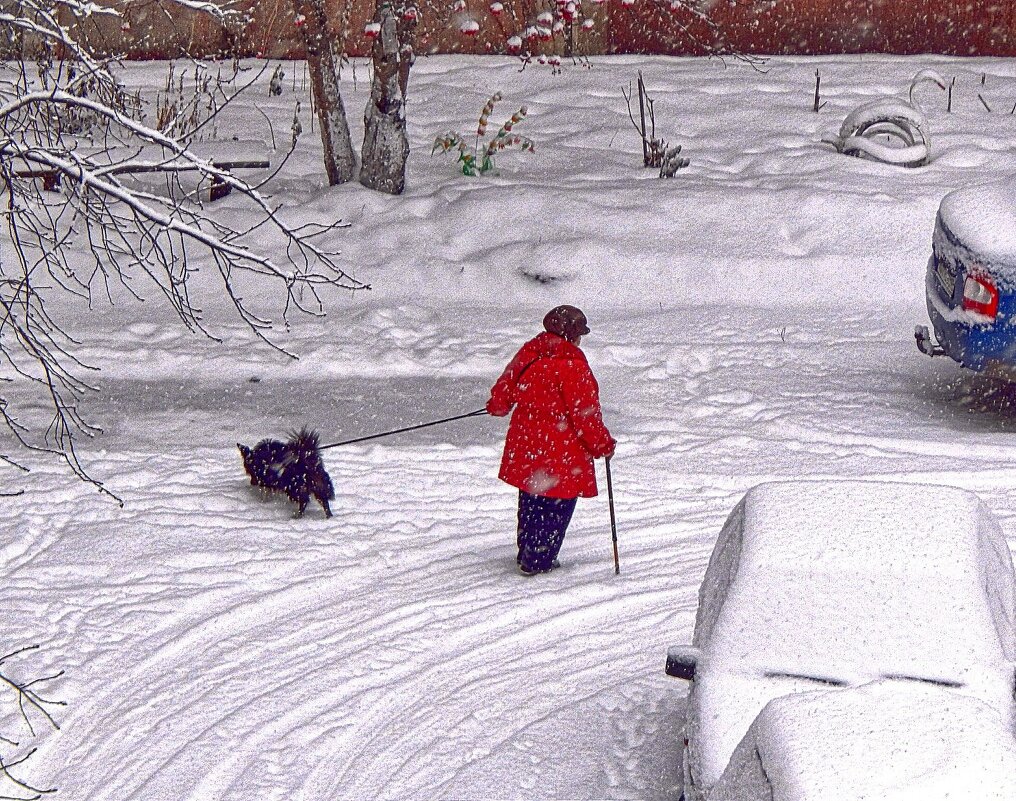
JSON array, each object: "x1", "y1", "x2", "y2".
[
  {"x1": 293, "y1": 0, "x2": 356, "y2": 185},
  {"x1": 359, "y1": 1, "x2": 414, "y2": 194}
]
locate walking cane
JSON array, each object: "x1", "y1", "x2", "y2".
[{"x1": 605, "y1": 456, "x2": 620, "y2": 575}]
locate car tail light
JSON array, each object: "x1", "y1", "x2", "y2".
[{"x1": 962, "y1": 273, "x2": 999, "y2": 319}]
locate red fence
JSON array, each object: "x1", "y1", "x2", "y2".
[
  {"x1": 608, "y1": 0, "x2": 1016, "y2": 56},
  {"x1": 77, "y1": 0, "x2": 1016, "y2": 59}
]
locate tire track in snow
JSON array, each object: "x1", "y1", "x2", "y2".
[
  {"x1": 296, "y1": 588, "x2": 685, "y2": 800},
  {"x1": 116, "y1": 462, "x2": 707, "y2": 797}
]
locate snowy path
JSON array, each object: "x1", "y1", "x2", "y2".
[{"x1": 6, "y1": 306, "x2": 1016, "y2": 800}]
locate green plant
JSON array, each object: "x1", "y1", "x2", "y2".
[{"x1": 433, "y1": 92, "x2": 534, "y2": 176}]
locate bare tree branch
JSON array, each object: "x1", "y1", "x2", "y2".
[{"x1": 0, "y1": 646, "x2": 62, "y2": 800}]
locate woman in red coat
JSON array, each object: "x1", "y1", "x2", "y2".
[{"x1": 487, "y1": 305, "x2": 615, "y2": 575}]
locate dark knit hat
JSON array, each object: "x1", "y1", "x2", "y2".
[{"x1": 543, "y1": 305, "x2": 590, "y2": 341}]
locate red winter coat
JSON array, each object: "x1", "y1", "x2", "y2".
[{"x1": 487, "y1": 332, "x2": 615, "y2": 499}]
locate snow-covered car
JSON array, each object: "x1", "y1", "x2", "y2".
[
  {"x1": 916, "y1": 182, "x2": 1016, "y2": 372},
  {"x1": 664, "y1": 480, "x2": 1016, "y2": 801},
  {"x1": 710, "y1": 680, "x2": 1016, "y2": 801}
]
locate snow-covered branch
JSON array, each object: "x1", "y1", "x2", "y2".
[{"x1": 3, "y1": 89, "x2": 354, "y2": 288}]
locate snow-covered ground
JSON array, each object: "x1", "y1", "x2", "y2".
[{"x1": 6, "y1": 53, "x2": 1016, "y2": 800}]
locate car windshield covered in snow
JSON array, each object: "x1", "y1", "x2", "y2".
[
  {"x1": 669, "y1": 480, "x2": 1016, "y2": 798},
  {"x1": 711, "y1": 681, "x2": 1016, "y2": 801}
]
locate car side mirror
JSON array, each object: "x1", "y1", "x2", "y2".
[{"x1": 666, "y1": 645, "x2": 700, "y2": 680}]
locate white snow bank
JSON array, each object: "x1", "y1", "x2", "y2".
[
  {"x1": 689, "y1": 480, "x2": 1016, "y2": 791},
  {"x1": 712, "y1": 680, "x2": 1016, "y2": 801},
  {"x1": 99, "y1": 53, "x2": 1016, "y2": 317}
]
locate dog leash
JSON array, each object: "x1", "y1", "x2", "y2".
[
  {"x1": 318, "y1": 354, "x2": 573, "y2": 451},
  {"x1": 318, "y1": 408, "x2": 489, "y2": 451}
]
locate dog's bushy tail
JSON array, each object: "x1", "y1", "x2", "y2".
[
  {"x1": 286, "y1": 427, "x2": 336, "y2": 504},
  {"x1": 287, "y1": 427, "x2": 322, "y2": 458}
]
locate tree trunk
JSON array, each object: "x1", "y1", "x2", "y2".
[
  {"x1": 359, "y1": 1, "x2": 414, "y2": 195},
  {"x1": 292, "y1": 0, "x2": 355, "y2": 185}
]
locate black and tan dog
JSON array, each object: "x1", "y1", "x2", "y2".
[{"x1": 238, "y1": 428, "x2": 334, "y2": 518}]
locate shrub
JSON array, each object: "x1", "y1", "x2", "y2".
[{"x1": 433, "y1": 92, "x2": 534, "y2": 176}]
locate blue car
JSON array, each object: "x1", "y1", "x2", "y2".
[{"x1": 916, "y1": 183, "x2": 1016, "y2": 372}]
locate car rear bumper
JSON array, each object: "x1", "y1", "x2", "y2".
[{"x1": 925, "y1": 268, "x2": 1015, "y2": 371}]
